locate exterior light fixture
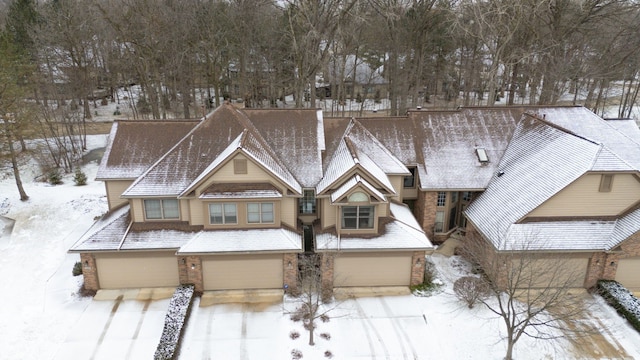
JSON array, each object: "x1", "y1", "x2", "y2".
[{"x1": 191, "y1": 263, "x2": 196, "y2": 270}]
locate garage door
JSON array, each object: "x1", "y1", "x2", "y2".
[
  {"x1": 334, "y1": 252, "x2": 412, "y2": 287},
  {"x1": 616, "y1": 257, "x2": 640, "y2": 291},
  {"x1": 523, "y1": 254, "x2": 589, "y2": 288},
  {"x1": 202, "y1": 254, "x2": 283, "y2": 290},
  {"x1": 95, "y1": 252, "x2": 179, "y2": 289}
]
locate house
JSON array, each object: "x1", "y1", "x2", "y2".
[{"x1": 70, "y1": 104, "x2": 640, "y2": 293}]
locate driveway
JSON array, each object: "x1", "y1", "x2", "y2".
[{"x1": 54, "y1": 289, "x2": 172, "y2": 360}]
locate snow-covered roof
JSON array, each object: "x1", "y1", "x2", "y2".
[
  {"x1": 316, "y1": 203, "x2": 433, "y2": 251},
  {"x1": 177, "y1": 228, "x2": 301, "y2": 254},
  {"x1": 465, "y1": 114, "x2": 602, "y2": 251},
  {"x1": 96, "y1": 120, "x2": 197, "y2": 180},
  {"x1": 69, "y1": 205, "x2": 131, "y2": 251},
  {"x1": 199, "y1": 183, "x2": 282, "y2": 199},
  {"x1": 122, "y1": 104, "x2": 302, "y2": 198}
]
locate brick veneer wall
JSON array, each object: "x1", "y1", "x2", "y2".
[
  {"x1": 417, "y1": 191, "x2": 437, "y2": 240},
  {"x1": 80, "y1": 253, "x2": 99, "y2": 291},
  {"x1": 283, "y1": 253, "x2": 298, "y2": 293},
  {"x1": 320, "y1": 253, "x2": 334, "y2": 295},
  {"x1": 585, "y1": 230, "x2": 640, "y2": 288},
  {"x1": 410, "y1": 251, "x2": 426, "y2": 285},
  {"x1": 178, "y1": 256, "x2": 203, "y2": 293}
]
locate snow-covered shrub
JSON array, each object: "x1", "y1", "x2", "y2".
[
  {"x1": 597, "y1": 280, "x2": 640, "y2": 333},
  {"x1": 72, "y1": 261, "x2": 83, "y2": 276},
  {"x1": 411, "y1": 257, "x2": 444, "y2": 296},
  {"x1": 454, "y1": 276, "x2": 489, "y2": 308},
  {"x1": 291, "y1": 349, "x2": 303, "y2": 359},
  {"x1": 154, "y1": 285, "x2": 195, "y2": 360},
  {"x1": 73, "y1": 169, "x2": 87, "y2": 186}
]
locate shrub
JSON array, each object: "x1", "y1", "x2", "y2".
[
  {"x1": 113, "y1": 106, "x2": 121, "y2": 115},
  {"x1": 454, "y1": 276, "x2": 489, "y2": 309},
  {"x1": 324, "y1": 350, "x2": 333, "y2": 358},
  {"x1": 597, "y1": 280, "x2": 640, "y2": 333},
  {"x1": 72, "y1": 261, "x2": 83, "y2": 276},
  {"x1": 47, "y1": 169, "x2": 62, "y2": 185},
  {"x1": 411, "y1": 257, "x2": 444, "y2": 296},
  {"x1": 290, "y1": 330, "x2": 300, "y2": 340},
  {"x1": 154, "y1": 285, "x2": 195, "y2": 360},
  {"x1": 320, "y1": 332, "x2": 331, "y2": 340},
  {"x1": 73, "y1": 168, "x2": 87, "y2": 186},
  {"x1": 291, "y1": 349, "x2": 303, "y2": 359}
]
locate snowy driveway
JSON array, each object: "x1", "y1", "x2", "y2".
[{"x1": 55, "y1": 292, "x2": 170, "y2": 360}]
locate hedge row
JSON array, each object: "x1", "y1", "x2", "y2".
[
  {"x1": 154, "y1": 284, "x2": 196, "y2": 360},
  {"x1": 597, "y1": 280, "x2": 640, "y2": 333}
]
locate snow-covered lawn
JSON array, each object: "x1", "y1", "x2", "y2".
[{"x1": 1, "y1": 135, "x2": 640, "y2": 359}]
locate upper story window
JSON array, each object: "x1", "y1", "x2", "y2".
[
  {"x1": 144, "y1": 199, "x2": 179, "y2": 220},
  {"x1": 299, "y1": 190, "x2": 316, "y2": 214},
  {"x1": 342, "y1": 205, "x2": 374, "y2": 229},
  {"x1": 403, "y1": 167, "x2": 416, "y2": 188},
  {"x1": 248, "y1": 202, "x2": 274, "y2": 223},
  {"x1": 599, "y1": 174, "x2": 614, "y2": 192},
  {"x1": 436, "y1": 191, "x2": 446, "y2": 207},
  {"x1": 462, "y1": 191, "x2": 472, "y2": 202},
  {"x1": 234, "y1": 159, "x2": 247, "y2": 174},
  {"x1": 348, "y1": 191, "x2": 369, "y2": 202},
  {"x1": 209, "y1": 203, "x2": 237, "y2": 224}
]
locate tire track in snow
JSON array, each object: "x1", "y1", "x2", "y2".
[
  {"x1": 240, "y1": 305, "x2": 248, "y2": 360},
  {"x1": 124, "y1": 299, "x2": 151, "y2": 359},
  {"x1": 89, "y1": 295, "x2": 123, "y2": 360},
  {"x1": 379, "y1": 297, "x2": 418, "y2": 359},
  {"x1": 202, "y1": 303, "x2": 214, "y2": 360},
  {"x1": 354, "y1": 298, "x2": 390, "y2": 359}
]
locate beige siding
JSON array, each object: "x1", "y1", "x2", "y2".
[
  {"x1": 281, "y1": 197, "x2": 296, "y2": 227},
  {"x1": 389, "y1": 176, "x2": 403, "y2": 200},
  {"x1": 616, "y1": 258, "x2": 640, "y2": 291},
  {"x1": 202, "y1": 254, "x2": 283, "y2": 290},
  {"x1": 95, "y1": 252, "x2": 179, "y2": 289},
  {"x1": 378, "y1": 203, "x2": 389, "y2": 217},
  {"x1": 131, "y1": 199, "x2": 144, "y2": 222},
  {"x1": 189, "y1": 199, "x2": 205, "y2": 225},
  {"x1": 528, "y1": 174, "x2": 640, "y2": 218},
  {"x1": 203, "y1": 154, "x2": 281, "y2": 192},
  {"x1": 179, "y1": 199, "x2": 190, "y2": 222},
  {"x1": 321, "y1": 198, "x2": 337, "y2": 229},
  {"x1": 402, "y1": 187, "x2": 418, "y2": 200},
  {"x1": 334, "y1": 252, "x2": 413, "y2": 287},
  {"x1": 105, "y1": 180, "x2": 133, "y2": 210}
]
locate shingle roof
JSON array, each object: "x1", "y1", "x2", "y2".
[
  {"x1": 330, "y1": 175, "x2": 387, "y2": 203},
  {"x1": 465, "y1": 114, "x2": 602, "y2": 250},
  {"x1": 69, "y1": 205, "x2": 131, "y2": 252},
  {"x1": 96, "y1": 120, "x2": 198, "y2": 180},
  {"x1": 177, "y1": 228, "x2": 301, "y2": 254}
]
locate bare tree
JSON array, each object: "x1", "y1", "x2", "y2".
[
  {"x1": 461, "y1": 231, "x2": 592, "y2": 360},
  {"x1": 287, "y1": 254, "x2": 339, "y2": 346}
]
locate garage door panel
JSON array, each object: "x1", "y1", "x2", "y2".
[
  {"x1": 616, "y1": 258, "x2": 640, "y2": 290},
  {"x1": 522, "y1": 255, "x2": 588, "y2": 288},
  {"x1": 334, "y1": 252, "x2": 412, "y2": 287},
  {"x1": 96, "y1": 252, "x2": 179, "y2": 289},
  {"x1": 203, "y1": 254, "x2": 283, "y2": 290}
]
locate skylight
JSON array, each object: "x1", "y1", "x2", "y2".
[{"x1": 476, "y1": 148, "x2": 489, "y2": 163}]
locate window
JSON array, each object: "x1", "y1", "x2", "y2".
[
  {"x1": 234, "y1": 159, "x2": 247, "y2": 174},
  {"x1": 434, "y1": 211, "x2": 444, "y2": 233},
  {"x1": 476, "y1": 148, "x2": 489, "y2": 163},
  {"x1": 341, "y1": 206, "x2": 374, "y2": 229},
  {"x1": 348, "y1": 191, "x2": 369, "y2": 202},
  {"x1": 451, "y1": 191, "x2": 458, "y2": 203},
  {"x1": 247, "y1": 202, "x2": 274, "y2": 223},
  {"x1": 144, "y1": 199, "x2": 179, "y2": 220},
  {"x1": 599, "y1": 174, "x2": 614, "y2": 192},
  {"x1": 403, "y1": 167, "x2": 416, "y2": 188},
  {"x1": 299, "y1": 190, "x2": 316, "y2": 214},
  {"x1": 462, "y1": 191, "x2": 472, "y2": 202},
  {"x1": 209, "y1": 203, "x2": 237, "y2": 224},
  {"x1": 436, "y1": 192, "x2": 446, "y2": 207}
]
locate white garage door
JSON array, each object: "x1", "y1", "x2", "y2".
[
  {"x1": 95, "y1": 252, "x2": 179, "y2": 289},
  {"x1": 616, "y1": 257, "x2": 640, "y2": 291},
  {"x1": 202, "y1": 254, "x2": 283, "y2": 290},
  {"x1": 334, "y1": 252, "x2": 413, "y2": 287}
]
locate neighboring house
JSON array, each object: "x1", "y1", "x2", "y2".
[{"x1": 70, "y1": 104, "x2": 640, "y2": 293}]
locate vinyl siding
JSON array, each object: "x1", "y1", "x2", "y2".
[
  {"x1": 389, "y1": 176, "x2": 403, "y2": 199},
  {"x1": 281, "y1": 197, "x2": 296, "y2": 227},
  {"x1": 322, "y1": 198, "x2": 337, "y2": 229},
  {"x1": 204, "y1": 154, "x2": 280, "y2": 190},
  {"x1": 105, "y1": 180, "x2": 133, "y2": 210},
  {"x1": 189, "y1": 199, "x2": 205, "y2": 225},
  {"x1": 131, "y1": 198, "x2": 143, "y2": 222},
  {"x1": 527, "y1": 173, "x2": 640, "y2": 218}
]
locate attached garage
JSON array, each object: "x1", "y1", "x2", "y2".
[
  {"x1": 616, "y1": 257, "x2": 640, "y2": 291},
  {"x1": 202, "y1": 254, "x2": 284, "y2": 290},
  {"x1": 522, "y1": 254, "x2": 589, "y2": 288},
  {"x1": 95, "y1": 251, "x2": 179, "y2": 289},
  {"x1": 334, "y1": 252, "x2": 413, "y2": 287}
]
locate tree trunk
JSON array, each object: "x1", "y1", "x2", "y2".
[{"x1": 7, "y1": 134, "x2": 29, "y2": 201}]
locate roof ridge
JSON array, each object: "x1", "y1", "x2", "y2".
[
  {"x1": 348, "y1": 119, "x2": 409, "y2": 173},
  {"x1": 522, "y1": 112, "x2": 601, "y2": 146}
]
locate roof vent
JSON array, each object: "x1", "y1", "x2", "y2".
[
  {"x1": 497, "y1": 170, "x2": 505, "y2": 177},
  {"x1": 476, "y1": 148, "x2": 489, "y2": 163}
]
